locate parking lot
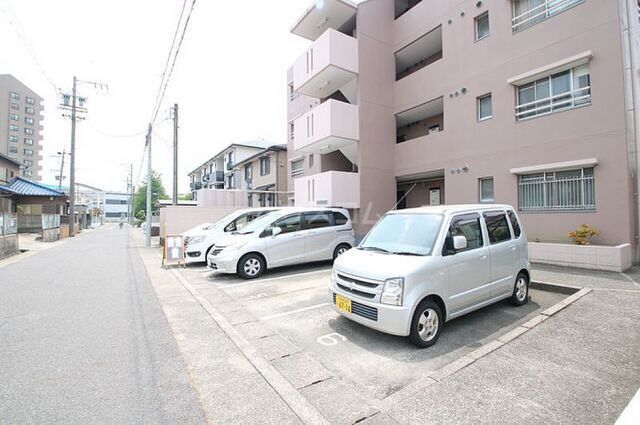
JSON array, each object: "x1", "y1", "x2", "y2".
[{"x1": 178, "y1": 260, "x2": 568, "y2": 419}]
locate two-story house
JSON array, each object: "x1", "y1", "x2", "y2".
[{"x1": 234, "y1": 145, "x2": 288, "y2": 207}]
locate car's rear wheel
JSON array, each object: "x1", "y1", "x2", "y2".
[
  {"x1": 510, "y1": 272, "x2": 530, "y2": 306},
  {"x1": 409, "y1": 299, "x2": 443, "y2": 348},
  {"x1": 237, "y1": 253, "x2": 265, "y2": 279},
  {"x1": 333, "y1": 243, "x2": 351, "y2": 260}
]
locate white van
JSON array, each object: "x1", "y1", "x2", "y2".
[
  {"x1": 208, "y1": 207, "x2": 355, "y2": 279},
  {"x1": 183, "y1": 207, "x2": 279, "y2": 264},
  {"x1": 331, "y1": 204, "x2": 530, "y2": 348}
]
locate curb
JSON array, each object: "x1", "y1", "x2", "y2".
[{"x1": 379, "y1": 280, "x2": 592, "y2": 415}]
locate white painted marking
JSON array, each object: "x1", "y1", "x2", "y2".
[
  {"x1": 259, "y1": 303, "x2": 329, "y2": 321},
  {"x1": 620, "y1": 272, "x2": 640, "y2": 289},
  {"x1": 317, "y1": 332, "x2": 347, "y2": 347},
  {"x1": 224, "y1": 268, "x2": 331, "y2": 289}
]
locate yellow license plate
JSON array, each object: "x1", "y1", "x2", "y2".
[{"x1": 335, "y1": 294, "x2": 352, "y2": 314}]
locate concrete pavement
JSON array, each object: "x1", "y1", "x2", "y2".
[{"x1": 0, "y1": 225, "x2": 206, "y2": 424}]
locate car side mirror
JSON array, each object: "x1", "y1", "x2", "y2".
[
  {"x1": 272, "y1": 226, "x2": 282, "y2": 237},
  {"x1": 453, "y1": 235, "x2": 467, "y2": 251}
]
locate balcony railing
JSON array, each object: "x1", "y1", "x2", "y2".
[
  {"x1": 515, "y1": 86, "x2": 591, "y2": 121},
  {"x1": 294, "y1": 171, "x2": 359, "y2": 209},
  {"x1": 512, "y1": 0, "x2": 583, "y2": 32},
  {"x1": 293, "y1": 100, "x2": 359, "y2": 154}
]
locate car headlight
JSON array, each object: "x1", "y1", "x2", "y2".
[
  {"x1": 381, "y1": 277, "x2": 404, "y2": 306},
  {"x1": 188, "y1": 235, "x2": 206, "y2": 245}
]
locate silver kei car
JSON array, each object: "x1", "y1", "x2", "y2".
[{"x1": 330, "y1": 204, "x2": 530, "y2": 348}]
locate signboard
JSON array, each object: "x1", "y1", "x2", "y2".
[
  {"x1": 429, "y1": 188, "x2": 441, "y2": 206},
  {"x1": 163, "y1": 234, "x2": 185, "y2": 267}
]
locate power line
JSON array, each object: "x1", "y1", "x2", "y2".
[
  {"x1": 0, "y1": 0, "x2": 59, "y2": 94},
  {"x1": 150, "y1": 0, "x2": 198, "y2": 124},
  {"x1": 150, "y1": 0, "x2": 188, "y2": 123},
  {"x1": 87, "y1": 122, "x2": 147, "y2": 139}
]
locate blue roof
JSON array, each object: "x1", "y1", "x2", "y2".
[{"x1": 0, "y1": 177, "x2": 66, "y2": 197}]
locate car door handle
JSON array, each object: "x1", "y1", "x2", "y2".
[
  {"x1": 510, "y1": 246, "x2": 516, "y2": 251},
  {"x1": 479, "y1": 254, "x2": 488, "y2": 260}
]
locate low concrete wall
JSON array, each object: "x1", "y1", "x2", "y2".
[
  {"x1": 41, "y1": 228, "x2": 61, "y2": 242},
  {"x1": 197, "y1": 189, "x2": 248, "y2": 208},
  {"x1": 160, "y1": 206, "x2": 241, "y2": 239},
  {"x1": 0, "y1": 234, "x2": 19, "y2": 259},
  {"x1": 529, "y1": 242, "x2": 633, "y2": 272}
]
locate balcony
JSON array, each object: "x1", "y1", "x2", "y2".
[
  {"x1": 294, "y1": 171, "x2": 359, "y2": 209},
  {"x1": 293, "y1": 29, "x2": 358, "y2": 99},
  {"x1": 293, "y1": 100, "x2": 358, "y2": 161},
  {"x1": 205, "y1": 171, "x2": 224, "y2": 183},
  {"x1": 190, "y1": 182, "x2": 202, "y2": 191},
  {"x1": 290, "y1": 0, "x2": 357, "y2": 41},
  {"x1": 395, "y1": 26, "x2": 442, "y2": 81},
  {"x1": 396, "y1": 97, "x2": 444, "y2": 144}
]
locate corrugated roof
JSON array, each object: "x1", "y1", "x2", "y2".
[{"x1": 0, "y1": 177, "x2": 66, "y2": 197}]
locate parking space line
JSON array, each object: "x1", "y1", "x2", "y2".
[
  {"x1": 260, "y1": 303, "x2": 329, "y2": 321},
  {"x1": 222, "y1": 269, "x2": 332, "y2": 289}
]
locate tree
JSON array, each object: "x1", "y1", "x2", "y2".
[
  {"x1": 179, "y1": 193, "x2": 193, "y2": 201},
  {"x1": 134, "y1": 171, "x2": 169, "y2": 217}
]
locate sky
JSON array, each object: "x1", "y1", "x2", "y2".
[{"x1": 0, "y1": 0, "x2": 339, "y2": 195}]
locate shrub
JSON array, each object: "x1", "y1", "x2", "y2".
[{"x1": 568, "y1": 224, "x2": 600, "y2": 245}]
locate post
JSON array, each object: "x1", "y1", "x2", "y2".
[
  {"x1": 129, "y1": 163, "x2": 134, "y2": 225},
  {"x1": 69, "y1": 76, "x2": 77, "y2": 237},
  {"x1": 172, "y1": 103, "x2": 179, "y2": 206},
  {"x1": 146, "y1": 124, "x2": 152, "y2": 247},
  {"x1": 57, "y1": 148, "x2": 66, "y2": 190}
]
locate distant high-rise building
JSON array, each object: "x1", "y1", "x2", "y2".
[{"x1": 0, "y1": 74, "x2": 44, "y2": 180}]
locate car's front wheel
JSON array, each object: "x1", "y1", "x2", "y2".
[
  {"x1": 333, "y1": 243, "x2": 351, "y2": 260},
  {"x1": 409, "y1": 299, "x2": 443, "y2": 348},
  {"x1": 510, "y1": 272, "x2": 530, "y2": 306},
  {"x1": 237, "y1": 253, "x2": 265, "y2": 279}
]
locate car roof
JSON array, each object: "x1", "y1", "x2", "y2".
[
  {"x1": 257, "y1": 206, "x2": 348, "y2": 217},
  {"x1": 387, "y1": 204, "x2": 515, "y2": 216}
]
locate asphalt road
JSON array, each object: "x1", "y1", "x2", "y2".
[{"x1": 0, "y1": 226, "x2": 206, "y2": 424}]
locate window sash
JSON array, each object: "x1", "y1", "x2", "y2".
[
  {"x1": 512, "y1": 0, "x2": 584, "y2": 32},
  {"x1": 518, "y1": 167, "x2": 595, "y2": 211},
  {"x1": 516, "y1": 66, "x2": 590, "y2": 120}
]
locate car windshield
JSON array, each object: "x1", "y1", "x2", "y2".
[
  {"x1": 359, "y1": 213, "x2": 443, "y2": 256},
  {"x1": 235, "y1": 212, "x2": 279, "y2": 235}
]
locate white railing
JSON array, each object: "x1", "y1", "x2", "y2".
[
  {"x1": 519, "y1": 173, "x2": 595, "y2": 211},
  {"x1": 516, "y1": 86, "x2": 590, "y2": 120},
  {"x1": 512, "y1": 0, "x2": 584, "y2": 32}
]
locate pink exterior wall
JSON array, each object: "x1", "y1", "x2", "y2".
[{"x1": 388, "y1": 0, "x2": 632, "y2": 246}]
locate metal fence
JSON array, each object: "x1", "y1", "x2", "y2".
[
  {"x1": 518, "y1": 172, "x2": 595, "y2": 212},
  {"x1": 0, "y1": 214, "x2": 18, "y2": 236}
]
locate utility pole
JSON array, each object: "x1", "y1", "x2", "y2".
[
  {"x1": 129, "y1": 164, "x2": 134, "y2": 225},
  {"x1": 146, "y1": 124, "x2": 153, "y2": 247},
  {"x1": 57, "y1": 148, "x2": 67, "y2": 190},
  {"x1": 172, "y1": 103, "x2": 179, "y2": 206},
  {"x1": 69, "y1": 76, "x2": 77, "y2": 237},
  {"x1": 60, "y1": 76, "x2": 106, "y2": 237}
]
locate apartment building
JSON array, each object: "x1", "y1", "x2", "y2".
[
  {"x1": 287, "y1": 0, "x2": 640, "y2": 257},
  {"x1": 234, "y1": 145, "x2": 288, "y2": 207},
  {"x1": 0, "y1": 75, "x2": 43, "y2": 180},
  {"x1": 0, "y1": 152, "x2": 21, "y2": 185},
  {"x1": 188, "y1": 140, "x2": 271, "y2": 199}
]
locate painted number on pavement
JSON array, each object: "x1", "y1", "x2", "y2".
[{"x1": 317, "y1": 332, "x2": 347, "y2": 346}]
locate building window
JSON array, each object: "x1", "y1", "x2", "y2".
[
  {"x1": 24, "y1": 128, "x2": 34, "y2": 135},
  {"x1": 247, "y1": 194, "x2": 253, "y2": 207},
  {"x1": 9, "y1": 135, "x2": 18, "y2": 143},
  {"x1": 244, "y1": 164, "x2": 252, "y2": 181},
  {"x1": 475, "y1": 12, "x2": 490, "y2": 41},
  {"x1": 9, "y1": 124, "x2": 19, "y2": 132},
  {"x1": 9, "y1": 146, "x2": 17, "y2": 154},
  {"x1": 24, "y1": 170, "x2": 32, "y2": 176},
  {"x1": 268, "y1": 193, "x2": 275, "y2": 207},
  {"x1": 24, "y1": 149, "x2": 33, "y2": 156},
  {"x1": 26, "y1": 96, "x2": 35, "y2": 105},
  {"x1": 10, "y1": 113, "x2": 19, "y2": 121},
  {"x1": 289, "y1": 122, "x2": 295, "y2": 141},
  {"x1": 260, "y1": 157, "x2": 270, "y2": 176},
  {"x1": 518, "y1": 167, "x2": 595, "y2": 212},
  {"x1": 288, "y1": 83, "x2": 299, "y2": 101},
  {"x1": 24, "y1": 160, "x2": 33, "y2": 166},
  {"x1": 477, "y1": 94, "x2": 492, "y2": 121},
  {"x1": 25, "y1": 117, "x2": 34, "y2": 125},
  {"x1": 516, "y1": 64, "x2": 590, "y2": 121},
  {"x1": 258, "y1": 193, "x2": 266, "y2": 207},
  {"x1": 479, "y1": 177, "x2": 494, "y2": 203},
  {"x1": 25, "y1": 107, "x2": 35, "y2": 115},
  {"x1": 512, "y1": 0, "x2": 584, "y2": 32},
  {"x1": 10, "y1": 92, "x2": 19, "y2": 100},
  {"x1": 291, "y1": 159, "x2": 304, "y2": 177},
  {"x1": 309, "y1": 154, "x2": 314, "y2": 168},
  {"x1": 24, "y1": 138, "x2": 33, "y2": 145},
  {"x1": 11, "y1": 103, "x2": 19, "y2": 110}
]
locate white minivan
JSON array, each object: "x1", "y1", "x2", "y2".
[
  {"x1": 208, "y1": 207, "x2": 355, "y2": 279},
  {"x1": 331, "y1": 204, "x2": 530, "y2": 348},
  {"x1": 183, "y1": 207, "x2": 279, "y2": 264}
]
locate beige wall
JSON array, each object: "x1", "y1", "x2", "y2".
[
  {"x1": 0, "y1": 158, "x2": 20, "y2": 184},
  {"x1": 160, "y1": 206, "x2": 240, "y2": 238}
]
